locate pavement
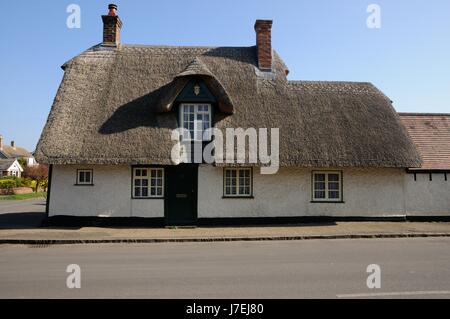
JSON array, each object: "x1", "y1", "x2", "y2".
[
  {"x1": 1, "y1": 237, "x2": 450, "y2": 298},
  {"x1": 0, "y1": 198, "x2": 450, "y2": 243}
]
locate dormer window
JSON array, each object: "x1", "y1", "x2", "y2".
[{"x1": 180, "y1": 103, "x2": 212, "y2": 141}]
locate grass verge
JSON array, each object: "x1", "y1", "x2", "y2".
[{"x1": 0, "y1": 192, "x2": 47, "y2": 201}]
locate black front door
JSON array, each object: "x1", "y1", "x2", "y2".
[{"x1": 166, "y1": 164, "x2": 198, "y2": 226}]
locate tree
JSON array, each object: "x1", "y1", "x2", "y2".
[
  {"x1": 23, "y1": 164, "x2": 49, "y2": 193},
  {"x1": 17, "y1": 157, "x2": 27, "y2": 169}
]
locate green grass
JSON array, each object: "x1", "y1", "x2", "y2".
[{"x1": 0, "y1": 192, "x2": 47, "y2": 201}]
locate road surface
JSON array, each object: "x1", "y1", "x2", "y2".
[
  {"x1": 0, "y1": 199, "x2": 45, "y2": 229},
  {"x1": 1, "y1": 237, "x2": 450, "y2": 298}
]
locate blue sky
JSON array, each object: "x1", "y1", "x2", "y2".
[{"x1": 1, "y1": 0, "x2": 449, "y2": 151}]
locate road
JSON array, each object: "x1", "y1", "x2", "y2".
[
  {"x1": 0, "y1": 199, "x2": 46, "y2": 229},
  {"x1": 1, "y1": 237, "x2": 450, "y2": 298}
]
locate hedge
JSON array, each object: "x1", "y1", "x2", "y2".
[{"x1": 0, "y1": 179, "x2": 16, "y2": 189}]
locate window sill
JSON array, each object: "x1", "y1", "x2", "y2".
[
  {"x1": 74, "y1": 184, "x2": 94, "y2": 186},
  {"x1": 132, "y1": 197, "x2": 164, "y2": 200},
  {"x1": 222, "y1": 196, "x2": 254, "y2": 199},
  {"x1": 310, "y1": 200, "x2": 345, "y2": 204}
]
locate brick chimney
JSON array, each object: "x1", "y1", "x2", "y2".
[
  {"x1": 254, "y1": 20, "x2": 273, "y2": 71},
  {"x1": 102, "y1": 4, "x2": 122, "y2": 46},
  {"x1": 10, "y1": 140, "x2": 15, "y2": 149}
]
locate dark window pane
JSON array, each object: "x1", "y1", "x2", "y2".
[
  {"x1": 315, "y1": 191, "x2": 325, "y2": 199},
  {"x1": 329, "y1": 191, "x2": 339, "y2": 199},
  {"x1": 135, "y1": 169, "x2": 141, "y2": 177},
  {"x1": 134, "y1": 187, "x2": 141, "y2": 197},
  {"x1": 142, "y1": 179, "x2": 148, "y2": 187},
  {"x1": 157, "y1": 188, "x2": 162, "y2": 196},
  {"x1": 150, "y1": 188, "x2": 156, "y2": 196},
  {"x1": 315, "y1": 182, "x2": 325, "y2": 190},
  {"x1": 79, "y1": 172, "x2": 85, "y2": 183},
  {"x1": 329, "y1": 182, "x2": 339, "y2": 190},
  {"x1": 315, "y1": 174, "x2": 325, "y2": 182},
  {"x1": 141, "y1": 169, "x2": 147, "y2": 177},
  {"x1": 328, "y1": 174, "x2": 339, "y2": 182},
  {"x1": 85, "y1": 172, "x2": 91, "y2": 183},
  {"x1": 142, "y1": 188, "x2": 148, "y2": 197},
  {"x1": 134, "y1": 179, "x2": 141, "y2": 186}
]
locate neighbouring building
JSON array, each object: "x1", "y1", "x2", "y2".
[
  {"x1": 0, "y1": 135, "x2": 37, "y2": 166},
  {"x1": 35, "y1": 5, "x2": 449, "y2": 225},
  {"x1": 0, "y1": 159, "x2": 23, "y2": 177}
]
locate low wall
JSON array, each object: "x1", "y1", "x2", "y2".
[{"x1": 0, "y1": 187, "x2": 34, "y2": 195}]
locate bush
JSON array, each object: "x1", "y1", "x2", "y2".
[
  {"x1": 21, "y1": 177, "x2": 34, "y2": 187},
  {"x1": 0, "y1": 180, "x2": 16, "y2": 189},
  {"x1": 0, "y1": 176, "x2": 24, "y2": 187}
]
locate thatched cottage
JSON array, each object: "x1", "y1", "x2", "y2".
[{"x1": 35, "y1": 5, "x2": 450, "y2": 225}]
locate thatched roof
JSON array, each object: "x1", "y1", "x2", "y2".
[
  {"x1": 399, "y1": 113, "x2": 450, "y2": 170},
  {"x1": 35, "y1": 44, "x2": 421, "y2": 168}
]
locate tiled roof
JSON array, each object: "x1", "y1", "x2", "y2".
[
  {"x1": 0, "y1": 145, "x2": 33, "y2": 158},
  {"x1": 0, "y1": 158, "x2": 17, "y2": 170},
  {"x1": 399, "y1": 113, "x2": 450, "y2": 170}
]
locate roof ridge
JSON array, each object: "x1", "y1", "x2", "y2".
[
  {"x1": 122, "y1": 44, "x2": 252, "y2": 49},
  {"x1": 398, "y1": 112, "x2": 450, "y2": 117},
  {"x1": 287, "y1": 80, "x2": 379, "y2": 95},
  {"x1": 288, "y1": 80, "x2": 372, "y2": 85}
]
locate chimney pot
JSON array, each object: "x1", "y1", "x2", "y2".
[
  {"x1": 108, "y1": 4, "x2": 118, "y2": 16},
  {"x1": 11, "y1": 140, "x2": 15, "y2": 149},
  {"x1": 102, "y1": 4, "x2": 122, "y2": 46},
  {"x1": 0, "y1": 135, "x2": 3, "y2": 150},
  {"x1": 254, "y1": 19, "x2": 273, "y2": 71}
]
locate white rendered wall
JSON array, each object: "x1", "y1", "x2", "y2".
[
  {"x1": 48, "y1": 165, "x2": 449, "y2": 218},
  {"x1": 48, "y1": 165, "x2": 164, "y2": 217},
  {"x1": 404, "y1": 172, "x2": 450, "y2": 216},
  {"x1": 198, "y1": 166, "x2": 406, "y2": 218}
]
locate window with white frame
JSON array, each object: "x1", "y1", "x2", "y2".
[
  {"x1": 133, "y1": 168, "x2": 164, "y2": 198},
  {"x1": 180, "y1": 103, "x2": 212, "y2": 141},
  {"x1": 312, "y1": 171, "x2": 342, "y2": 201},
  {"x1": 77, "y1": 169, "x2": 93, "y2": 185},
  {"x1": 224, "y1": 168, "x2": 252, "y2": 197}
]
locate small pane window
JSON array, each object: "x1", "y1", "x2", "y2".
[
  {"x1": 180, "y1": 103, "x2": 212, "y2": 141},
  {"x1": 224, "y1": 168, "x2": 252, "y2": 197},
  {"x1": 133, "y1": 168, "x2": 164, "y2": 198},
  {"x1": 77, "y1": 169, "x2": 93, "y2": 185},
  {"x1": 312, "y1": 171, "x2": 342, "y2": 202}
]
